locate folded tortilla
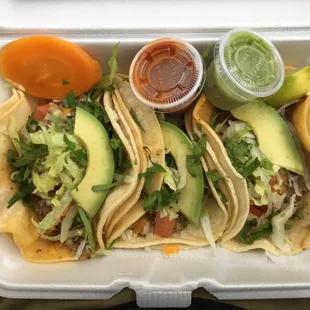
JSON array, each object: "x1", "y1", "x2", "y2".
[
  {"x1": 192, "y1": 94, "x2": 310, "y2": 256},
  {"x1": 104, "y1": 78, "x2": 222, "y2": 250},
  {"x1": 0, "y1": 89, "x2": 74, "y2": 262}
]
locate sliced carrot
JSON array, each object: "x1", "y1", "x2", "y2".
[
  {"x1": 163, "y1": 243, "x2": 179, "y2": 256},
  {"x1": 33, "y1": 103, "x2": 50, "y2": 121},
  {"x1": 0, "y1": 36, "x2": 102, "y2": 99}
]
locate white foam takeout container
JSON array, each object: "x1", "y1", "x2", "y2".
[{"x1": 2, "y1": 0, "x2": 310, "y2": 307}]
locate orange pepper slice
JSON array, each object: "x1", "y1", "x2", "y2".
[{"x1": 0, "y1": 36, "x2": 102, "y2": 99}]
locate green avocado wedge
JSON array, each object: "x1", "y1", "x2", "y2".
[
  {"x1": 232, "y1": 101, "x2": 304, "y2": 175},
  {"x1": 160, "y1": 121, "x2": 204, "y2": 225},
  {"x1": 266, "y1": 66, "x2": 310, "y2": 108},
  {"x1": 72, "y1": 107, "x2": 114, "y2": 218}
]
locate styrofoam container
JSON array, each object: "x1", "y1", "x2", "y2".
[{"x1": 2, "y1": 0, "x2": 310, "y2": 308}]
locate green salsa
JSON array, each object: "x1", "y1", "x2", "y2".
[{"x1": 204, "y1": 30, "x2": 284, "y2": 111}]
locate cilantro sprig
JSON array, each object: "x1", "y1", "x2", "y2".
[
  {"x1": 143, "y1": 185, "x2": 180, "y2": 212},
  {"x1": 238, "y1": 218, "x2": 291, "y2": 245},
  {"x1": 64, "y1": 135, "x2": 87, "y2": 167},
  {"x1": 223, "y1": 133, "x2": 261, "y2": 179},
  {"x1": 186, "y1": 134, "x2": 206, "y2": 177},
  {"x1": 139, "y1": 160, "x2": 166, "y2": 190}
]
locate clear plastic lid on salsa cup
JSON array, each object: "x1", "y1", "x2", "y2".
[
  {"x1": 129, "y1": 37, "x2": 205, "y2": 113},
  {"x1": 205, "y1": 28, "x2": 285, "y2": 111}
]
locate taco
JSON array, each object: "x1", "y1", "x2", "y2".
[
  {"x1": 0, "y1": 82, "x2": 146, "y2": 261},
  {"x1": 192, "y1": 94, "x2": 310, "y2": 255},
  {"x1": 101, "y1": 80, "x2": 226, "y2": 251},
  {"x1": 0, "y1": 36, "x2": 147, "y2": 261}
]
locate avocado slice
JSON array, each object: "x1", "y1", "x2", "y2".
[
  {"x1": 266, "y1": 66, "x2": 310, "y2": 108},
  {"x1": 72, "y1": 107, "x2": 114, "y2": 218},
  {"x1": 160, "y1": 121, "x2": 204, "y2": 224},
  {"x1": 232, "y1": 101, "x2": 304, "y2": 175}
]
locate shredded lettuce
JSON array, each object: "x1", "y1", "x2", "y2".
[
  {"x1": 97, "y1": 42, "x2": 120, "y2": 89},
  {"x1": 222, "y1": 120, "x2": 282, "y2": 210},
  {"x1": 200, "y1": 212, "x2": 216, "y2": 253},
  {"x1": 60, "y1": 205, "x2": 78, "y2": 243},
  {"x1": 74, "y1": 239, "x2": 87, "y2": 260},
  {"x1": 77, "y1": 207, "x2": 96, "y2": 254},
  {"x1": 163, "y1": 164, "x2": 179, "y2": 191},
  {"x1": 271, "y1": 194, "x2": 296, "y2": 253},
  {"x1": 159, "y1": 206, "x2": 179, "y2": 221},
  {"x1": 36, "y1": 188, "x2": 72, "y2": 234},
  {"x1": 32, "y1": 171, "x2": 60, "y2": 194}
]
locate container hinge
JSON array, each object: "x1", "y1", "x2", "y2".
[{"x1": 136, "y1": 290, "x2": 192, "y2": 308}]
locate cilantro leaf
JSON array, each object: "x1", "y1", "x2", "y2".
[
  {"x1": 110, "y1": 138, "x2": 121, "y2": 150},
  {"x1": 64, "y1": 135, "x2": 87, "y2": 167},
  {"x1": 96, "y1": 42, "x2": 120, "y2": 89},
  {"x1": 65, "y1": 116, "x2": 74, "y2": 134},
  {"x1": 78, "y1": 99, "x2": 110, "y2": 129},
  {"x1": 205, "y1": 170, "x2": 223, "y2": 184},
  {"x1": 130, "y1": 108, "x2": 145, "y2": 132},
  {"x1": 26, "y1": 115, "x2": 39, "y2": 133},
  {"x1": 143, "y1": 185, "x2": 180, "y2": 212},
  {"x1": 8, "y1": 180, "x2": 35, "y2": 208},
  {"x1": 92, "y1": 178, "x2": 124, "y2": 192},
  {"x1": 238, "y1": 219, "x2": 273, "y2": 245},
  {"x1": 241, "y1": 158, "x2": 260, "y2": 178},
  {"x1": 186, "y1": 134, "x2": 206, "y2": 177},
  {"x1": 11, "y1": 165, "x2": 30, "y2": 182},
  {"x1": 78, "y1": 207, "x2": 96, "y2": 254},
  {"x1": 223, "y1": 136, "x2": 260, "y2": 179},
  {"x1": 49, "y1": 114, "x2": 65, "y2": 132},
  {"x1": 9, "y1": 142, "x2": 48, "y2": 168},
  {"x1": 261, "y1": 159, "x2": 273, "y2": 171},
  {"x1": 63, "y1": 91, "x2": 79, "y2": 108},
  {"x1": 139, "y1": 161, "x2": 166, "y2": 190}
]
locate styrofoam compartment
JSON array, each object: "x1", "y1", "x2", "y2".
[{"x1": 2, "y1": 0, "x2": 310, "y2": 307}]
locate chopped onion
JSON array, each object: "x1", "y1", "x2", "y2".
[
  {"x1": 121, "y1": 229, "x2": 133, "y2": 241},
  {"x1": 271, "y1": 194, "x2": 296, "y2": 253},
  {"x1": 200, "y1": 214, "x2": 216, "y2": 254},
  {"x1": 292, "y1": 176, "x2": 303, "y2": 197},
  {"x1": 74, "y1": 239, "x2": 87, "y2": 260},
  {"x1": 142, "y1": 222, "x2": 151, "y2": 236}
]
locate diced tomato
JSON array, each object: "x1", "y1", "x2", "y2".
[
  {"x1": 154, "y1": 213, "x2": 175, "y2": 238},
  {"x1": 33, "y1": 104, "x2": 50, "y2": 121},
  {"x1": 250, "y1": 205, "x2": 268, "y2": 217},
  {"x1": 269, "y1": 168, "x2": 288, "y2": 195}
]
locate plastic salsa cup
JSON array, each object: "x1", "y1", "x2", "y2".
[
  {"x1": 129, "y1": 37, "x2": 205, "y2": 113},
  {"x1": 204, "y1": 29, "x2": 285, "y2": 111}
]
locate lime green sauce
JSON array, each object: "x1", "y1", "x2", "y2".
[
  {"x1": 226, "y1": 32, "x2": 276, "y2": 90},
  {"x1": 204, "y1": 61, "x2": 249, "y2": 111},
  {"x1": 204, "y1": 30, "x2": 283, "y2": 111}
]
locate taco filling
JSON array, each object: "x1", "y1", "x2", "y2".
[
  {"x1": 5, "y1": 87, "x2": 136, "y2": 259},
  {"x1": 211, "y1": 102, "x2": 309, "y2": 252}
]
